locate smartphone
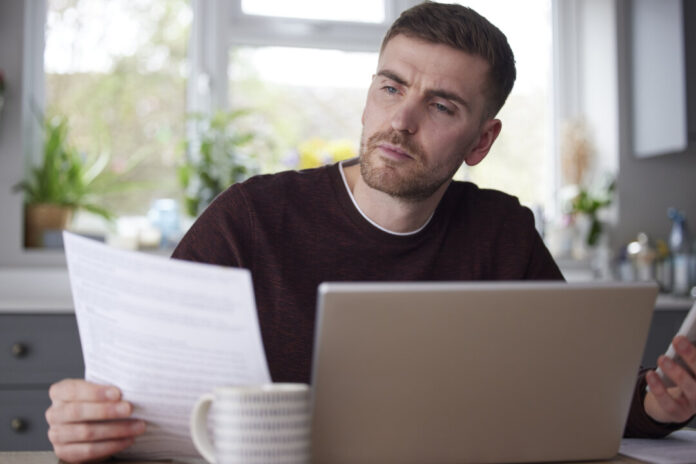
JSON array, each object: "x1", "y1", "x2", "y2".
[{"x1": 655, "y1": 300, "x2": 696, "y2": 388}]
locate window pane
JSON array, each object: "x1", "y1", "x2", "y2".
[
  {"x1": 229, "y1": 47, "x2": 376, "y2": 170},
  {"x1": 241, "y1": 0, "x2": 385, "y2": 23},
  {"x1": 450, "y1": 0, "x2": 553, "y2": 212},
  {"x1": 44, "y1": 0, "x2": 191, "y2": 216}
]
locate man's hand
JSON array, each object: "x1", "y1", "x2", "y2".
[
  {"x1": 45, "y1": 378, "x2": 146, "y2": 463},
  {"x1": 644, "y1": 335, "x2": 696, "y2": 424}
]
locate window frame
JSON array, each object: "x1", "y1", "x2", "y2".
[
  {"x1": 227, "y1": 5, "x2": 393, "y2": 52},
  {"x1": 552, "y1": 0, "x2": 620, "y2": 219},
  {"x1": 189, "y1": 0, "x2": 418, "y2": 117}
]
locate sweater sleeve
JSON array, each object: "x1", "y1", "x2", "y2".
[
  {"x1": 498, "y1": 202, "x2": 564, "y2": 281},
  {"x1": 172, "y1": 183, "x2": 253, "y2": 268},
  {"x1": 524, "y1": 227, "x2": 564, "y2": 281},
  {"x1": 623, "y1": 367, "x2": 694, "y2": 438}
]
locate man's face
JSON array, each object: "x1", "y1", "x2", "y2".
[{"x1": 359, "y1": 34, "x2": 500, "y2": 202}]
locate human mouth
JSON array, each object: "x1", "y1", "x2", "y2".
[{"x1": 377, "y1": 143, "x2": 413, "y2": 160}]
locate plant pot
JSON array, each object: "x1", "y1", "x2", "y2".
[{"x1": 24, "y1": 203, "x2": 74, "y2": 248}]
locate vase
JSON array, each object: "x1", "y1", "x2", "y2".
[
  {"x1": 571, "y1": 213, "x2": 593, "y2": 260},
  {"x1": 24, "y1": 203, "x2": 73, "y2": 248}
]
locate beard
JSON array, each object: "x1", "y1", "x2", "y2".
[{"x1": 359, "y1": 129, "x2": 464, "y2": 202}]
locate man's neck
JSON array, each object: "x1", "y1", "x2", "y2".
[{"x1": 342, "y1": 162, "x2": 448, "y2": 234}]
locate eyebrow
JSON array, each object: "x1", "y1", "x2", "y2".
[
  {"x1": 377, "y1": 69, "x2": 408, "y2": 87},
  {"x1": 376, "y1": 69, "x2": 471, "y2": 112}
]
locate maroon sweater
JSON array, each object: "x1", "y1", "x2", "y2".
[{"x1": 172, "y1": 161, "x2": 684, "y2": 438}]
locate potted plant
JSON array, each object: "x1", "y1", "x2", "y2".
[
  {"x1": 178, "y1": 110, "x2": 262, "y2": 217},
  {"x1": 569, "y1": 180, "x2": 615, "y2": 247},
  {"x1": 14, "y1": 115, "x2": 124, "y2": 247}
]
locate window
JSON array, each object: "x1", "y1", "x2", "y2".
[
  {"x1": 224, "y1": 0, "x2": 554, "y2": 212},
  {"x1": 218, "y1": 1, "x2": 398, "y2": 172},
  {"x1": 228, "y1": 46, "x2": 375, "y2": 171},
  {"x1": 44, "y1": 0, "x2": 192, "y2": 217},
  {"x1": 450, "y1": 0, "x2": 553, "y2": 213},
  {"x1": 3, "y1": 0, "x2": 557, "y2": 264}
]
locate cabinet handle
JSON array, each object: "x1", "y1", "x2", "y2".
[
  {"x1": 11, "y1": 342, "x2": 29, "y2": 358},
  {"x1": 11, "y1": 418, "x2": 28, "y2": 433}
]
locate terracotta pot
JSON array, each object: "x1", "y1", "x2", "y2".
[{"x1": 24, "y1": 203, "x2": 74, "y2": 248}]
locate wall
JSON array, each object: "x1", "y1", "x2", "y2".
[
  {"x1": 0, "y1": 1, "x2": 64, "y2": 267},
  {"x1": 614, "y1": 0, "x2": 696, "y2": 248},
  {"x1": 0, "y1": 1, "x2": 27, "y2": 264}
]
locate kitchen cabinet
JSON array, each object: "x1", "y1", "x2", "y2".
[
  {"x1": 630, "y1": 0, "x2": 688, "y2": 157},
  {"x1": 0, "y1": 314, "x2": 83, "y2": 451}
]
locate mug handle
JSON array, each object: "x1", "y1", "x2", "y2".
[{"x1": 190, "y1": 393, "x2": 215, "y2": 463}]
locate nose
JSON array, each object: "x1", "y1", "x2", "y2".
[{"x1": 390, "y1": 96, "x2": 419, "y2": 134}]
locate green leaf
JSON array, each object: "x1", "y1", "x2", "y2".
[
  {"x1": 14, "y1": 114, "x2": 146, "y2": 217},
  {"x1": 178, "y1": 109, "x2": 264, "y2": 216}
]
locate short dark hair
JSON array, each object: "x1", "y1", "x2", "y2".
[{"x1": 381, "y1": 1, "x2": 516, "y2": 117}]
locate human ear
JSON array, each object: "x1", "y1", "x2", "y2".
[{"x1": 464, "y1": 119, "x2": 502, "y2": 167}]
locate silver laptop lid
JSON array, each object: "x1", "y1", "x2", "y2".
[{"x1": 310, "y1": 281, "x2": 657, "y2": 464}]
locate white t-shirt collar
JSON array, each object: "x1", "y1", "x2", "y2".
[{"x1": 338, "y1": 159, "x2": 434, "y2": 236}]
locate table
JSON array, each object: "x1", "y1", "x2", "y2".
[
  {"x1": 0, "y1": 451, "x2": 648, "y2": 464},
  {"x1": 0, "y1": 452, "x2": 198, "y2": 464},
  {"x1": 8, "y1": 431, "x2": 696, "y2": 464}
]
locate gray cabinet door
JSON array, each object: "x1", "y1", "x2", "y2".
[
  {"x1": 1, "y1": 314, "x2": 84, "y2": 451},
  {"x1": 1, "y1": 314, "x2": 84, "y2": 385},
  {"x1": 0, "y1": 389, "x2": 52, "y2": 451}
]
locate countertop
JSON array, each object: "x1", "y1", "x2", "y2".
[
  {"x1": 1, "y1": 267, "x2": 694, "y2": 313},
  {"x1": 0, "y1": 267, "x2": 73, "y2": 312}
]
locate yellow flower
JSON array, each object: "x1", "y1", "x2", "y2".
[
  {"x1": 326, "y1": 139, "x2": 356, "y2": 163},
  {"x1": 297, "y1": 137, "x2": 325, "y2": 170},
  {"x1": 296, "y1": 138, "x2": 357, "y2": 170}
]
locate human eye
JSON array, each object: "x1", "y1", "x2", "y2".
[
  {"x1": 433, "y1": 102, "x2": 454, "y2": 115},
  {"x1": 382, "y1": 85, "x2": 398, "y2": 95}
]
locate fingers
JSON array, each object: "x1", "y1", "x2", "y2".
[
  {"x1": 46, "y1": 400, "x2": 134, "y2": 425},
  {"x1": 668, "y1": 337, "x2": 696, "y2": 407},
  {"x1": 49, "y1": 379, "x2": 121, "y2": 404},
  {"x1": 672, "y1": 336, "x2": 696, "y2": 380},
  {"x1": 53, "y1": 437, "x2": 136, "y2": 463},
  {"x1": 49, "y1": 419, "x2": 146, "y2": 445},
  {"x1": 46, "y1": 379, "x2": 141, "y2": 462},
  {"x1": 644, "y1": 349, "x2": 696, "y2": 424},
  {"x1": 645, "y1": 370, "x2": 685, "y2": 423}
]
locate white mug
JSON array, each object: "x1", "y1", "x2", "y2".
[{"x1": 190, "y1": 383, "x2": 310, "y2": 464}]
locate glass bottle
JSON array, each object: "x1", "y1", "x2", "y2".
[{"x1": 668, "y1": 208, "x2": 692, "y2": 296}]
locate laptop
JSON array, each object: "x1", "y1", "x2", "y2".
[{"x1": 310, "y1": 281, "x2": 658, "y2": 464}]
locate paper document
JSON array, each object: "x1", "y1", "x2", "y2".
[
  {"x1": 63, "y1": 232, "x2": 271, "y2": 461},
  {"x1": 620, "y1": 429, "x2": 696, "y2": 464}
]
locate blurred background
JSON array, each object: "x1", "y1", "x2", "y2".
[{"x1": 1, "y1": 0, "x2": 695, "y2": 290}]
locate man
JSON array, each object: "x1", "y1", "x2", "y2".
[{"x1": 46, "y1": 2, "x2": 696, "y2": 462}]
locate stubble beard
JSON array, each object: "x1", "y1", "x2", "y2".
[{"x1": 359, "y1": 129, "x2": 463, "y2": 202}]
